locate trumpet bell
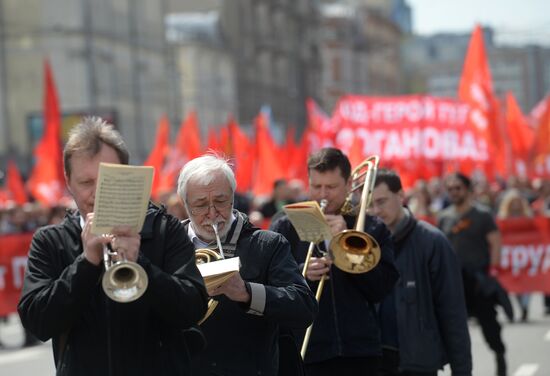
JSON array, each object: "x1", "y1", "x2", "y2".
[
  {"x1": 102, "y1": 261, "x2": 148, "y2": 303},
  {"x1": 329, "y1": 230, "x2": 381, "y2": 274}
]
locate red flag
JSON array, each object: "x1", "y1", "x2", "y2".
[
  {"x1": 306, "y1": 98, "x2": 336, "y2": 151},
  {"x1": 6, "y1": 160, "x2": 28, "y2": 205},
  {"x1": 228, "y1": 116, "x2": 254, "y2": 193},
  {"x1": 505, "y1": 92, "x2": 535, "y2": 176},
  {"x1": 156, "y1": 111, "x2": 203, "y2": 196},
  {"x1": 348, "y1": 134, "x2": 364, "y2": 169},
  {"x1": 458, "y1": 25, "x2": 504, "y2": 178},
  {"x1": 252, "y1": 112, "x2": 285, "y2": 197},
  {"x1": 143, "y1": 115, "x2": 170, "y2": 200},
  {"x1": 179, "y1": 111, "x2": 203, "y2": 161},
  {"x1": 533, "y1": 96, "x2": 550, "y2": 170},
  {"x1": 27, "y1": 59, "x2": 64, "y2": 206},
  {"x1": 206, "y1": 128, "x2": 221, "y2": 152}
]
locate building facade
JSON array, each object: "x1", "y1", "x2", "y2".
[
  {"x1": 166, "y1": 12, "x2": 237, "y2": 131},
  {"x1": 318, "y1": 2, "x2": 402, "y2": 112},
  {"x1": 219, "y1": 0, "x2": 322, "y2": 130},
  {"x1": 0, "y1": 0, "x2": 171, "y2": 168}
]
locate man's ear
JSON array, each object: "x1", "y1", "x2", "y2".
[{"x1": 398, "y1": 189, "x2": 406, "y2": 204}]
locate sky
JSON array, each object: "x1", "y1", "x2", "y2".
[{"x1": 407, "y1": 0, "x2": 550, "y2": 46}]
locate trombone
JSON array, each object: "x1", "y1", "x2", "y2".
[
  {"x1": 329, "y1": 155, "x2": 381, "y2": 274},
  {"x1": 300, "y1": 199, "x2": 328, "y2": 358},
  {"x1": 195, "y1": 222, "x2": 225, "y2": 324},
  {"x1": 301, "y1": 156, "x2": 381, "y2": 358},
  {"x1": 102, "y1": 241, "x2": 148, "y2": 303}
]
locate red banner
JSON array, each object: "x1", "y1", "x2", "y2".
[
  {"x1": 0, "y1": 233, "x2": 33, "y2": 316},
  {"x1": 497, "y1": 217, "x2": 550, "y2": 293},
  {"x1": 332, "y1": 95, "x2": 488, "y2": 163}
]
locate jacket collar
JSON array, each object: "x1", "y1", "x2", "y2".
[{"x1": 392, "y1": 207, "x2": 417, "y2": 248}]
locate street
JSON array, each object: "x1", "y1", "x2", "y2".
[{"x1": 0, "y1": 294, "x2": 549, "y2": 376}]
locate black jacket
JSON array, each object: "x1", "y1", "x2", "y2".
[
  {"x1": 18, "y1": 204, "x2": 208, "y2": 376},
  {"x1": 270, "y1": 213, "x2": 398, "y2": 364},
  {"x1": 385, "y1": 210, "x2": 471, "y2": 374},
  {"x1": 187, "y1": 211, "x2": 318, "y2": 376}
]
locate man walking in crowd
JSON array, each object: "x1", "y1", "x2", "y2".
[
  {"x1": 18, "y1": 117, "x2": 208, "y2": 375},
  {"x1": 270, "y1": 147, "x2": 399, "y2": 376},
  {"x1": 438, "y1": 172, "x2": 508, "y2": 376},
  {"x1": 177, "y1": 154, "x2": 317, "y2": 376},
  {"x1": 372, "y1": 169, "x2": 472, "y2": 376}
]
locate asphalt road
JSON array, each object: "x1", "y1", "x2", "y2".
[{"x1": 1, "y1": 294, "x2": 549, "y2": 376}]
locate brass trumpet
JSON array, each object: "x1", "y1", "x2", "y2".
[
  {"x1": 329, "y1": 155, "x2": 381, "y2": 274},
  {"x1": 195, "y1": 222, "x2": 225, "y2": 324},
  {"x1": 102, "y1": 243, "x2": 148, "y2": 303}
]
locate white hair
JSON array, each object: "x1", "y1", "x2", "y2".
[{"x1": 177, "y1": 154, "x2": 236, "y2": 204}]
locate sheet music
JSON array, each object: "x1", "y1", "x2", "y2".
[
  {"x1": 91, "y1": 163, "x2": 153, "y2": 235},
  {"x1": 283, "y1": 201, "x2": 332, "y2": 243}
]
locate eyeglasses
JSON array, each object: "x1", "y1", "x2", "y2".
[{"x1": 188, "y1": 200, "x2": 233, "y2": 216}]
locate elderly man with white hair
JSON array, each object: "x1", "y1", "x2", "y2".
[{"x1": 177, "y1": 153, "x2": 318, "y2": 376}]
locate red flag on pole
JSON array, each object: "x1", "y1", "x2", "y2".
[
  {"x1": 6, "y1": 160, "x2": 28, "y2": 205},
  {"x1": 505, "y1": 92, "x2": 535, "y2": 176},
  {"x1": 180, "y1": 111, "x2": 203, "y2": 160},
  {"x1": 532, "y1": 96, "x2": 550, "y2": 175},
  {"x1": 306, "y1": 98, "x2": 336, "y2": 151},
  {"x1": 458, "y1": 25, "x2": 504, "y2": 178},
  {"x1": 252, "y1": 112, "x2": 285, "y2": 197},
  {"x1": 156, "y1": 111, "x2": 203, "y2": 196},
  {"x1": 206, "y1": 128, "x2": 220, "y2": 152},
  {"x1": 143, "y1": 115, "x2": 170, "y2": 200},
  {"x1": 228, "y1": 116, "x2": 253, "y2": 193},
  {"x1": 27, "y1": 59, "x2": 64, "y2": 206}
]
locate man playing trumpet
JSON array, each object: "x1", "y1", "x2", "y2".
[
  {"x1": 18, "y1": 117, "x2": 208, "y2": 375},
  {"x1": 177, "y1": 153, "x2": 318, "y2": 376}
]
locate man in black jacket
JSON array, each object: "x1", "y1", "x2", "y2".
[
  {"x1": 18, "y1": 117, "x2": 208, "y2": 375},
  {"x1": 270, "y1": 148, "x2": 398, "y2": 376},
  {"x1": 177, "y1": 154, "x2": 318, "y2": 376},
  {"x1": 372, "y1": 169, "x2": 472, "y2": 376}
]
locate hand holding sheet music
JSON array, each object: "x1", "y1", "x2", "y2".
[{"x1": 283, "y1": 201, "x2": 332, "y2": 243}]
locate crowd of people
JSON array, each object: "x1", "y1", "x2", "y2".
[{"x1": 1, "y1": 116, "x2": 550, "y2": 375}]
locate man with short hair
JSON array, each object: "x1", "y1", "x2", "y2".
[
  {"x1": 372, "y1": 169, "x2": 471, "y2": 376},
  {"x1": 270, "y1": 147, "x2": 398, "y2": 376},
  {"x1": 438, "y1": 172, "x2": 508, "y2": 376},
  {"x1": 177, "y1": 153, "x2": 317, "y2": 376},
  {"x1": 18, "y1": 117, "x2": 208, "y2": 375}
]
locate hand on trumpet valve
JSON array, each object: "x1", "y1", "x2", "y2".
[
  {"x1": 208, "y1": 273, "x2": 251, "y2": 304},
  {"x1": 109, "y1": 226, "x2": 141, "y2": 262},
  {"x1": 305, "y1": 256, "x2": 332, "y2": 282},
  {"x1": 81, "y1": 213, "x2": 111, "y2": 266}
]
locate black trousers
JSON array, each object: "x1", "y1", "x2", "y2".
[
  {"x1": 379, "y1": 348, "x2": 437, "y2": 376},
  {"x1": 305, "y1": 356, "x2": 380, "y2": 376},
  {"x1": 463, "y1": 271, "x2": 506, "y2": 355}
]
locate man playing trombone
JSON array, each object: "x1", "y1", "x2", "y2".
[
  {"x1": 18, "y1": 117, "x2": 208, "y2": 375},
  {"x1": 177, "y1": 153, "x2": 318, "y2": 376},
  {"x1": 270, "y1": 147, "x2": 399, "y2": 376}
]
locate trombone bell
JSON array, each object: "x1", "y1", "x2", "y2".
[
  {"x1": 102, "y1": 261, "x2": 148, "y2": 303},
  {"x1": 329, "y1": 230, "x2": 381, "y2": 274}
]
